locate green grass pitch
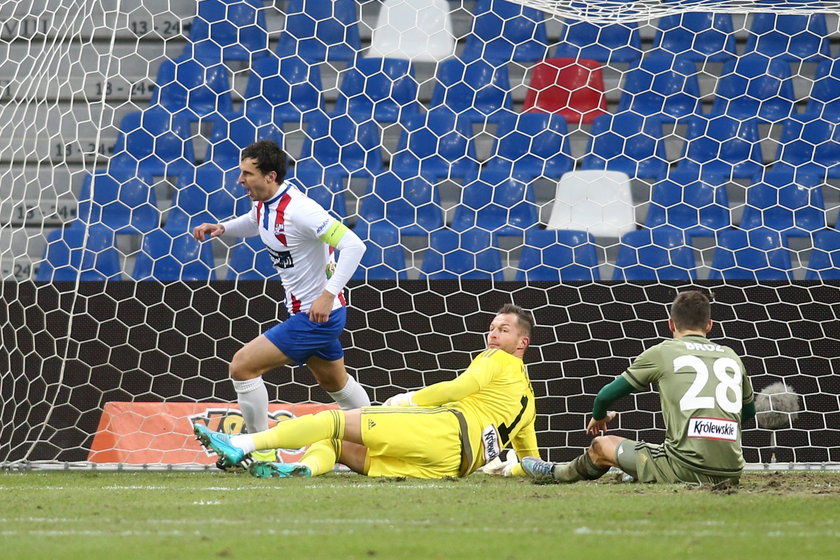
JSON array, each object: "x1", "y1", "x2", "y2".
[{"x1": 1, "y1": 470, "x2": 837, "y2": 559}]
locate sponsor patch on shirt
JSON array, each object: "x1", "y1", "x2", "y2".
[
  {"x1": 688, "y1": 417, "x2": 738, "y2": 441},
  {"x1": 316, "y1": 219, "x2": 330, "y2": 236},
  {"x1": 482, "y1": 424, "x2": 502, "y2": 463}
]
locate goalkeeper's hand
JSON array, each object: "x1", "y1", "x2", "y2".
[
  {"x1": 382, "y1": 391, "x2": 416, "y2": 407},
  {"x1": 479, "y1": 450, "x2": 519, "y2": 477}
]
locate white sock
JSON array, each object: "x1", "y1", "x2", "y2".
[
  {"x1": 229, "y1": 434, "x2": 256, "y2": 454},
  {"x1": 232, "y1": 377, "x2": 269, "y2": 434},
  {"x1": 326, "y1": 375, "x2": 371, "y2": 409}
]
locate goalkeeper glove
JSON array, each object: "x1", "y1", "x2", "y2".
[
  {"x1": 479, "y1": 449, "x2": 519, "y2": 477},
  {"x1": 382, "y1": 391, "x2": 416, "y2": 407}
]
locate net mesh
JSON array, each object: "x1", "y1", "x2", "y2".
[{"x1": 1, "y1": 0, "x2": 839, "y2": 468}]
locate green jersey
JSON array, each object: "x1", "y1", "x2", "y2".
[{"x1": 621, "y1": 334, "x2": 754, "y2": 477}]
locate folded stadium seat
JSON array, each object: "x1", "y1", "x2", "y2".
[
  {"x1": 581, "y1": 112, "x2": 669, "y2": 180},
  {"x1": 429, "y1": 57, "x2": 513, "y2": 122},
  {"x1": 203, "y1": 112, "x2": 284, "y2": 167},
  {"x1": 709, "y1": 54, "x2": 797, "y2": 122},
  {"x1": 774, "y1": 116, "x2": 840, "y2": 179},
  {"x1": 482, "y1": 112, "x2": 572, "y2": 181},
  {"x1": 675, "y1": 115, "x2": 764, "y2": 180},
  {"x1": 804, "y1": 59, "x2": 840, "y2": 121},
  {"x1": 708, "y1": 228, "x2": 794, "y2": 281},
  {"x1": 616, "y1": 50, "x2": 702, "y2": 122},
  {"x1": 226, "y1": 235, "x2": 278, "y2": 280},
  {"x1": 546, "y1": 170, "x2": 636, "y2": 238},
  {"x1": 276, "y1": 0, "x2": 361, "y2": 62},
  {"x1": 36, "y1": 222, "x2": 122, "y2": 281},
  {"x1": 133, "y1": 209, "x2": 216, "y2": 281},
  {"x1": 744, "y1": 13, "x2": 830, "y2": 62},
  {"x1": 805, "y1": 229, "x2": 840, "y2": 281},
  {"x1": 521, "y1": 58, "x2": 607, "y2": 125},
  {"x1": 351, "y1": 221, "x2": 408, "y2": 281},
  {"x1": 77, "y1": 171, "x2": 160, "y2": 234},
  {"x1": 187, "y1": 0, "x2": 270, "y2": 62},
  {"x1": 612, "y1": 226, "x2": 698, "y2": 282},
  {"x1": 420, "y1": 228, "x2": 504, "y2": 280},
  {"x1": 740, "y1": 168, "x2": 827, "y2": 237},
  {"x1": 644, "y1": 170, "x2": 732, "y2": 237},
  {"x1": 461, "y1": 0, "x2": 549, "y2": 63},
  {"x1": 332, "y1": 58, "x2": 421, "y2": 124},
  {"x1": 553, "y1": 19, "x2": 643, "y2": 64},
  {"x1": 357, "y1": 172, "x2": 444, "y2": 237},
  {"x1": 368, "y1": 0, "x2": 455, "y2": 62},
  {"x1": 515, "y1": 229, "x2": 600, "y2": 282},
  {"x1": 652, "y1": 12, "x2": 737, "y2": 62},
  {"x1": 150, "y1": 55, "x2": 233, "y2": 120},
  {"x1": 238, "y1": 54, "x2": 324, "y2": 127},
  {"x1": 389, "y1": 108, "x2": 479, "y2": 182},
  {"x1": 450, "y1": 170, "x2": 539, "y2": 236}
]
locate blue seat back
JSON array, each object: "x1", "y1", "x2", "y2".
[
  {"x1": 645, "y1": 171, "x2": 731, "y2": 235},
  {"x1": 462, "y1": 0, "x2": 549, "y2": 63},
  {"x1": 617, "y1": 50, "x2": 702, "y2": 121},
  {"x1": 37, "y1": 223, "x2": 121, "y2": 281},
  {"x1": 276, "y1": 0, "x2": 361, "y2": 62},
  {"x1": 583, "y1": 112, "x2": 668, "y2": 180},
  {"x1": 451, "y1": 171, "x2": 538, "y2": 236},
  {"x1": 188, "y1": 0, "x2": 270, "y2": 61},
  {"x1": 711, "y1": 54, "x2": 796, "y2": 121},
  {"x1": 554, "y1": 20, "x2": 642, "y2": 63},
  {"x1": 484, "y1": 112, "x2": 572, "y2": 180},
  {"x1": 420, "y1": 229, "x2": 504, "y2": 280},
  {"x1": 677, "y1": 115, "x2": 764, "y2": 179},
  {"x1": 806, "y1": 229, "x2": 840, "y2": 280},
  {"x1": 612, "y1": 227, "x2": 697, "y2": 281},
  {"x1": 358, "y1": 172, "x2": 444, "y2": 236},
  {"x1": 744, "y1": 13, "x2": 830, "y2": 61},
  {"x1": 133, "y1": 210, "x2": 216, "y2": 281},
  {"x1": 390, "y1": 109, "x2": 479, "y2": 181},
  {"x1": 151, "y1": 56, "x2": 232, "y2": 118},
  {"x1": 78, "y1": 172, "x2": 160, "y2": 234},
  {"x1": 333, "y1": 58, "x2": 421, "y2": 124},
  {"x1": 740, "y1": 169, "x2": 826, "y2": 235},
  {"x1": 352, "y1": 222, "x2": 408, "y2": 281},
  {"x1": 652, "y1": 12, "x2": 736, "y2": 62},
  {"x1": 240, "y1": 55, "x2": 324, "y2": 122},
  {"x1": 429, "y1": 58, "x2": 512, "y2": 120},
  {"x1": 227, "y1": 235, "x2": 278, "y2": 280},
  {"x1": 708, "y1": 228, "x2": 794, "y2": 281},
  {"x1": 516, "y1": 229, "x2": 600, "y2": 281}
]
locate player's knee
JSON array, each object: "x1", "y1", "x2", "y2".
[
  {"x1": 589, "y1": 436, "x2": 609, "y2": 463},
  {"x1": 229, "y1": 350, "x2": 255, "y2": 381}
]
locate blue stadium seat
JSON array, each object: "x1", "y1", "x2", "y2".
[
  {"x1": 675, "y1": 115, "x2": 764, "y2": 179},
  {"x1": 740, "y1": 168, "x2": 826, "y2": 236},
  {"x1": 805, "y1": 229, "x2": 840, "y2": 281},
  {"x1": 357, "y1": 172, "x2": 444, "y2": 236},
  {"x1": 187, "y1": 0, "x2": 270, "y2": 61},
  {"x1": 287, "y1": 173, "x2": 348, "y2": 219},
  {"x1": 390, "y1": 108, "x2": 479, "y2": 182},
  {"x1": 174, "y1": 167, "x2": 242, "y2": 224},
  {"x1": 645, "y1": 170, "x2": 731, "y2": 236},
  {"x1": 77, "y1": 172, "x2": 160, "y2": 234},
  {"x1": 553, "y1": 20, "x2": 642, "y2": 64},
  {"x1": 617, "y1": 50, "x2": 702, "y2": 121},
  {"x1": 804, "y1": 59, "x2": 840, "y2": 121},
  {"x1": 333, "y1": 58, "x2": 421, "y2": 124},
  {"x1": 429, "y1": 57, "x2": 513, "y2": 121},
  {"x1": 150, "y1": 55, "x2": 233, "y2": 119},
  {"x1": 352, "y1": 222, "x2": 408, "y2": 281},
  {"x1": 775, "y1": 116, "x2": 840, "y2": 178},
  {"x1": 276, "y1": 0, "x2": 361, "y2": 62},
  {"x1": 708, "y1": 228, "x2": 794, "y2": 281},
  {"x1": 239, "y1": 54, "x2": 324, "y2": 126},
  {"x1": 483, "y1": 112, "x2": 572, "y2": 180},
  {"x1": 461, "y1": 0, "x2": 549, "y2": 63},
  {"x1": 744, "y1": 13, "x2": 830, "y2": 62},
  {"x1": 612, "y1": 226, "x2": 697, "y2": 281},
  {"x1": 203, "y1": 112, "x2": 284, "y2": 167},
  {"x1": 582, "y1": 112, "x2": 668, "y2": 180},
  {"x1": 133, "y1": 210, "x2": 216, "y2": 281},
  {"x1": 296, "y1": 112, "x2": 385, "y2": 180},
  {"x1": 420, "y1": 228, "x2": 504, "y2": 280},
  {"x1": 652, "y1": 12, "x2": 736, "y2": 62},
  {"x1": 37, "y1": 223, "x2": 122, "y2": 281},
  {"x1": 710, "y1": 54, "x2": 796, "y2": 122},
  {"x1": 516, "y1": 229, "x2": 600, "y2": 282},
  {"x1": 226, "y1": 235, "x2": 278, "y2": 280},
  {"x1": 450, "y1": 170, "x2": 539, "y2": 235}
]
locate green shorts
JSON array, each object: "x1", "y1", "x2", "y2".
[{"x1": 617, "y1": 440, "x2": 740, "y2": 485}]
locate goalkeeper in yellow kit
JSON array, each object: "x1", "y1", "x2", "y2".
[{"x1": 194, "y1": 304, "x2": 540, "y2": 479}]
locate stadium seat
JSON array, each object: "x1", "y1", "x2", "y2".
[
  {"x1": 774, "y1": 116, "x2": 840, "y2": 178},
  {"x1": 276, "y1": 0, "x2": 361, "y2": 62},
  {"x1": 450, "y1": 170, "x2": 539, "y2": 235},
  {"x1": 150, "y1": 55, "x2": 233, "y2": 119},
  {"x1": 804, "y1": 59, "x2": 840, "y2": 121},
  {"x1": 582, "y1": 112, "x2": 669, "y2": 180},
  {"x1": 226, "y1": 235, "x2": 278, "y2": 280},
  {"x1": 710, "y1": 54, "x2": 796, "y2": 122},
  {"x1": 546, "y1": 170, "x2": 636, "y2": 238},
  {"x1": 187, "y1": 0, "x2": 270, "y2": 61},
  {"x1": 36, "y1": 223, "x2": 122, "y2": 281},
  {"x1": 420, "y1": 228, "x2": 504, "y2": 280},
  {"x1": 239, "y1": 54, "x2": 324, "y2": 126},
  {"x1": 286, "y1": 173, "x2": 348, "y2": 219},
  {"x1": 744, "y1": 13, "x2": 830, "y2": 62},
  {"x1": 675, "y1": 115, "x2": 764, "y2": 179},
  {"x1": 296, "y1": 112, "x2": 386, "y2": 181},
  {"x1": 612, "y1": 226, "x2": 697, "y2": 282},
  {"x1": 515, "y1": 229, "x2": 600, "y2": 282},
  {"x1": 77, "y1": 172, "x2": 160, "y2": 234},
  {"x1": 461, "y1": 0, "x2": 549, "y2": 63},
  {"x1": 333, "y1": 57, "x2": 421, "y2": 124},
  {"x1": 352, "y1": 222, "x2": 408, "y2": 280},
  {"x1": 553, "y1": 19, "x2": 642, "y2": 64},
  {"x1": 133, "y1": 210, "x2": 216, "y2": 281},
  {"x1": 357, "y1": 172, "x2": 444, "y2": 236},
  {"x1": 805, "y1": 229, "x2": 840, "y2": 281},
  {"x1": 617, "y1": 50, "x2": 702, "y2": 122},
  {"x1": 740, "y1": 168, "x2": 827, "y2": 236},
  {"x1": 173, "y1": 167, "x2": 242, "y2": 224},
  {"x1": 429, "y1": 57, "x2": 513, "y2": 121},
  {"x1": 521, "y1": 58, "x2": 607, "y2": 125},
  {"x1": 368, "y1": 0, "x2": 455, "y2": 62},
  {"x1": 708, "y1": 228, "x2": 794, "y2": 281},
  {"x1": 203, "y1": 112, "x2": 284, "y2": 167},
  {"x1": 644, "y1": 170, "x2": 731, "y2": 237},
  {"x1": 483, "y1": 112, "x2": 572, "y2": 180},
  {"x1": 390, "y1": 108, "x2": 479, "y2": 182},
  {"x1": 652, "y1": 12, "x2": 737, "y2": 62}
]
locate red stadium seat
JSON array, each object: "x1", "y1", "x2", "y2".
[{"x1": 522, "y1": 58, "x2": 606, "y2": 125}]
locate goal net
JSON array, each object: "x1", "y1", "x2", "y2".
[{"x1": 1, "y1": 0, "x2": 838, "y2": 469}]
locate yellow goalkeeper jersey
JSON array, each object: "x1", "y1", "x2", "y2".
[{"x1": 412, "y1": 348, "x2": 539, "y2": 474}]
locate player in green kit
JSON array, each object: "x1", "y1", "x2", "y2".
[{"x1": 522, "y1": 290, "x2": 756, "y2": 485}]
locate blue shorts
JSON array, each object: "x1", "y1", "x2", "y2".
[{"x1": 263, "y1": 306, "x2": 346, "y2": 365}]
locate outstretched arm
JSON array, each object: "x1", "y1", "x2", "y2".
[{"x1": 587, "y1": 377, "x2": 635, "y2": 435}]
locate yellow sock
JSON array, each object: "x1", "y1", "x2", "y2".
[
  {"x1": 251, "y1": 409, "x2": 345, "y2": 451},
  {"x1": 300, "y1": 439, "x2": 342, "y2": 476}
]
